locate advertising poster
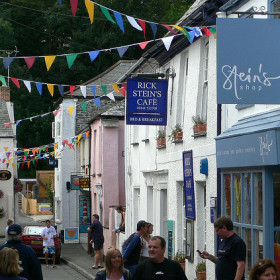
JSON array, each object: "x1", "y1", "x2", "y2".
[
  {"x1": 64, "y1": 227, "x2": 79, "y2": 243},
  {"x1": 79, "y1": 195, "x2": 91, "y2": 233},
  {"x1": 71, "y1": 174, "x2": 82, "y2": 190}
]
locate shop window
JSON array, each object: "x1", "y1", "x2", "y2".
[
  {"x1": 244, "y1": 228, "x2": 252, "y2": 276},
  {"x1": 234, "y1": 174, "x2": 241, "y2": 223},
  {"x1": 272, "y1": 0, "x2": 280, "y2": 19},
  {"x1": 244, "y1": 173, "x2": 252, "y2": 224},
  {"x1": 274, "y1": 173, "x2": 280, "y2": 272},
  {"x1": 254, "y1": 173, "x2": 263, "y2": 225},
  {"x1": 224, "y1": 174, "x2": 231, "y2": 217}
]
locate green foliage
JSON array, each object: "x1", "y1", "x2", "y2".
[
  {"x1": 192, "y1": 115, "x2": 206, "y2": 125},
  {"x1": 196, "y1": 262, "x2": 206, "y2": 272},
  {"x1": 173, "y1": 250, "x2": 186, "y2": 262},
  {"x1": 156, "y1": 130, "x2": 166, "y2": 140},
  {"x1": 46, "y1": 180, "x2": 54, "y2": 211},
  {"x1": 168, "y1": 124, "x2": 182, "y2": 142}
]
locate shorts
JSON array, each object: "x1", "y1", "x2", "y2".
[
  {"x1": 92, "y1": 239, "x2": 104, "y2": 250},
  {"x1": 43, "y1": 246, "x2": 55, "y2": 254}
]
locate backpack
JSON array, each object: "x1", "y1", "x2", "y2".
[{"x1": 122, "y1": 232, "x2": 136, "y2": 254}]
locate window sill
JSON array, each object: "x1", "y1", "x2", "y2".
[{"x1": 192, "y1": 133, "x2": 207, "y2": 138}]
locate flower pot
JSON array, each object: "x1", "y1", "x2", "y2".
[
  {"x1": 193, "y1": 124, "x2": 207, "y2": 135},
  {"x1": 174, "y1": 131, "x2": 183, "y2": 141},
  {"x1": 157, "y1": 137, "x2": 166, "y2": 148},
  {"x1": 196, "y1": 271, "x2": 206, "y2": 280}
]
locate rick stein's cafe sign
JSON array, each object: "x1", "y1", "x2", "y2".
[
  {"x1": 126, "y1": 78, "x2": 168, "y2": 125},
  {"x1": 217, "y1": 18, "x2": 280, "y2": 104}
]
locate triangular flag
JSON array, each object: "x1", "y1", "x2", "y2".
[
  {"x1": 171, "y1": 25, "x2": 186, "y2": 35},
  {"x1": 90, "y1": 85, "x2": 96, "y2": 97},
  {"x1": 88, "y1": 51, "x2": 100, "y2": 62},
  {"x1": 80, "y1": 102, "x2": 88, "y2": 112},
  {"x1": 57, "y1": 0, "x2": 62, "y2": 5},
  {"x1": 209, "y1": 27, "x2": 216, "y2": 35},
  {"x1": 126, "y1": 15, "x2": 142, "y2": 31},
  {"x1": 36, "y1": 83, "x2": 43, "y2": 95},
  {"x1": 82, "y1": 133, "x2": 86, "y2": 139},
  {"x1": 138, "y1": 20, "x2": 146, "y2": 39},
  {"x1": 162, "y1": 36, "x2": 174, "y2": 51},
  {"x1": 24, "y1": 149, "x2": 29, "y2": 156},
  {"x1": 117, "y1": 46, "x2": 129, "y2": 58},
  {"x1": 113, "y1": 11, "x2": 124, "y2": 32},
  {"x1": 70, "y1": 85, "x2": 76, "y2": 97},
  {"x1": 139, "y1": 41, "x2": 149, "y2": 50},
  {"x1": 85, "y1": 0, "x2": 94, "y2": 23},
  {"x1": 86, "y1": 131, "x2": 89, "y2": 138},
  {"x1": 24, "y1": 57, "x2": 36, "y2": 69},
  {"x1": 54, "y1": 143, "x2": 58, "y2": 150},
  {"x1": 80, "y1": 86, "x2": 86, "y2": 98},
  {"x1": 6, "y1": 152, "x2": 11, "y2": 159},
  {"x1": 78, "y1": 134, "x2": 82, "y2": 141},
  {"x1": 4, "y1": 122, "x2": 12, "y2": 129},
  {"x1": 0, "y1": 76, "x2": 7, "y2": 87},
  {"x1": 21, "y1": 162, "x2": 25, "y2": 168},
  {"x1": 47, "y1": 84, "x2": 54, "y2": 96},
  {"x1": 66, "y1": 54, "x2": 78, "y2": 69},
  {"x1": 16, "y1": 120, "x2": 22, "y2": 127},
  {"x1": 119, "y1": 87, "x2": 126, "y2": 96},
  {"x1": 41, "y1": 113, "x2": 49, "y2": 118},
  {"x1": 100, "y1": 5, "x2": 116, "y2": 24},
  {"x1": 70, "y1": 0, "x2": 78, "y2": 16},
  {"x1": 3, "y1": 57, "x2": 15, "y2": 69},
  {"x1": 23, "y1": 80, "x2": 32, "y2": 92},
  {"x1": 32, "y1": 159, "x2": 36, "y2": 166},
  {"x1": 149, "y1": 22, "x2": 157, "y2": 38},
  {"x1": 93, "y1": 97, "x2": 101, "y2": 107},
  {"x1": 67, "y1": 106, "x2": 75, "y2": 116},
  {"x1": 188, "y1": 31, "x2": 195, "y2": 44},
  {"x1": 58, "y1": 85, "x2": 64, "y2": 97},
  {"x1": 4, "y1": 147, "x2": 8, "y2": 152},
  {"x1": 53, "y1": 110, "x2": 61, "y2": 117},
  {"x1": 161, "y1": 24, "x2": 178, "y2": 35},
  {"x1": 6, "y1": 163, "x2": 9, "y2": 169},
  {"x1": 112, "y1": 84, "x2": 119, "y2": 94},
  {"x1": 122, "y1": 83, "x2": 127, "y2": 90},
  {"x1": 107, "y1": 92, "x2": 115, "y2": 101},
  {"x1": 45, "y1": 56, "x2": 56, "y2": 71},
  {"x1": 27, "y1": 161, "x2": 31, "y2": 168},
  {"x1": 101, "y1": 85, "x2": 107, "y2": 95},
  {"x1": 12, "y1": 162, "x2": 15, "y2": 169},
  {"x1": 11, "y1": 77, "x2": 20, "y2": 88},
  {"x1": 202, "y1": 27, "x2": 211, "y2": 37}
]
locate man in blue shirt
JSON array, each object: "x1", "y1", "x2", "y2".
[
  {"x1": 122, "y1": 220, "x2": 147, "y2": 276},
  {"x1": 199, "y1": 216, "x2": 246, "y2": 280}
]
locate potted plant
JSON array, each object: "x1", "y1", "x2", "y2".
[
  {"x1": 156, "y1": 130, "x2": 166, "y2": 148},
  {"x1": 196, "y1": 262, "x2": 206, "y2": 280},
  {"x1": 192, "y1": 115, "x2": 207, "y2": 135},
  {"x1": 168, "y1": 124, "x2": 183, "y2": 142},
  {"x1": 173, "y1": 250, "x2": 186, "y2": 271}
]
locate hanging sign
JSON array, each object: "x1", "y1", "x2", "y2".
[
  {"x1": 71, "y1": 174, "x2": 83, "y2": 190},
  {"x1": 217, "y1": 18, "x2": 280, "y2": 104},
  {"x1": 79, "y1": 178, "x2": 90, "y2": 188},
  {"x1": 183, "y1": 150, "x2": 196, "y2": 220},
  {"x1": 126, "y1": 78, "x2": 168, "y2": 125}
]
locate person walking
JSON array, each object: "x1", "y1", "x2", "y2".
[
  {"x1": 122, "y1": 220, "x2": 147, "y2": 276},
  {"x1": 250, "y1": 259, "x2": 279, "y2": 280},
  {"x1": 0, "y1": 224, "x2": 43, "y2": 280},
  {"x1": 0, "y1": 247, "x2": 27, "y2": 280},
  {"x1": 132, "y1": 236, "x2": 188, "y2": 280},
  {"x1": 199, "y1": 216, "x2": 246, "y2": 280},
  {"x1": 95, "y1": 248, "x2": 131, "y2": 280},
  {"x1": 41, "y1": 219, "x2": 57, "y2": 268},
  {"x1": 88, "y1": 214, "x2": 104, "y2": 269},
  {"x1": 139, "y1": 223, "x2": 153, "y2": 263},
  {"x1": 111, "y1": 206, "x2": 126, "y2": 248}
]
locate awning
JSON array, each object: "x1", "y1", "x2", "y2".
[{"x1": 216, "y1": 108, "x2": 280, "y2": 168}]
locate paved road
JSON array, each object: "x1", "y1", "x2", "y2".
[{"x1": 42, "y1": 263, "x2": 88, "y2": 280}]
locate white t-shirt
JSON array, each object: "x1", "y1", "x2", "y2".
[
  {"x1": 140, "y1": 237, "x2": 149, "y2": 257},
  {"x1": 41, "y1": 226, "x2": 56, "y2": 247}
]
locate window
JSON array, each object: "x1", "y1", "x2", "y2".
[{"x1": 273, "y1": 0, "x2": 280, "y2": 18}]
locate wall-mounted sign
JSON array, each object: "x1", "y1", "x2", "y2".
[
  {"x1": 71, "y1": 175, "x2": 82, "y2": 190},
  {"x1": 64, "y1": 227, "x2": 79, "y2": 243},
  {"x1": 126, "y1": 78, "x2": 168, "y2": 125},
  {"x1": 0, "y1": 170, "x2": 11, "y2": 181},
  {"x1": 79, "y1": 178, "x2": 89, "y2": 188},
  {"x1": 217, "y1": 18, "x2": 280, "y2": 104},
  {"x1": 183, "y1": 151, "x2": 196, "y2": 220},
  {"x1": 39, "y1": 203, "x2": 51, "y2": 212}
]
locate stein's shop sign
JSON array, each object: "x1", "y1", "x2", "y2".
[
  {"x1": 0, "y1": 170, "x2": 11, "y2": 180},
  {"x1": 126, "y1": 78, "x2": 168, "y2": 125}
]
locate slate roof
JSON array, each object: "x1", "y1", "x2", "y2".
[{"x1": 0, "y1": 99, "x2": 14, "y2": 137}]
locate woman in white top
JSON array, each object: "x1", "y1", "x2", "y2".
[{"x1": 139, "y1": 223, "x2": 153, "y2": 263}]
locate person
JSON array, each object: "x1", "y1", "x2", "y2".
[
  {"x1": 41, "y1": 219, "x2": 57, "y2": 268},
  {"x1": 88, "y1": 214, "x2": 104, "y2": 269},
  {"x1": 139, "y1": 223, "x2": 153, "y2": 263},
  {"x1": 95, "y1": 248, "x2": 131, "y2": 280},
  {"x1": 5, "y1": 218, "x2": 14, "y2": 240},
  {"x1": 199, "y1": 216, "x2": 246, "y2": 280},
  {"x1": 111, "y1": 206, "x2": 126, "y2": 248},
  {"x1": 0, "y1": 224, "x2": 43, "y2": 280},
  {"x1": 122, "y1": 220, "x2": 147, "y2": 276},
  {"x1": 250, "y1": 259, "x2": 280, "y2": 280},
  {"x1": 132, "y1": 236, "x2": 188, "y2": 280},
  {"x1": 0, "y1": 247, "x2": 27, "y2": 280}
]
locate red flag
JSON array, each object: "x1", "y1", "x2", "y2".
[
  {"x1": 24, "y1": 57, "x2": 36, "y2": 69},
  {"x1": 139, "y1": 42, "x2": 149, "y2": 50},
  {"x1": 119, "y1": 87, "x2": 126, "y2": 96},
  {"x1": 202, "y1": 27, "x2": 211, "y2": 37},
  {"x1": 70, "y1": 0, "x2": 78, "y2": 16},
  {"x1": 4, "y1": 122, "x2": 12, "y2": 129},
  {"x1": 161, "y1": 24, "x2": 178, "y2": 35},
  {"x1": 138, "y1": 20, "x2": 146, "y2": 40},
  {"x1": 70, "y1": 85, "x2": 76, "y2": 97},
  {"x1": 122, "y1": 83, "x2": 127, "y2": 90},
  {"x1": 11, "y1": 77, "x2": 20, "y2": 88}
]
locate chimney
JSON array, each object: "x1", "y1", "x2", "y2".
[{"x1": 0, "y1": 87, "x2": 10, "y2": 101}]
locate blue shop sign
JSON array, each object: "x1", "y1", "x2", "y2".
[
  {"x1": 216, "y1": 130, "x2": 280, "y2": 168},
  {"x1": 217, "y1": 18, "x2": 280, "y2": 104},
  {"x1": 183, "y1": 150, "x2": 196, "y2": 220},
  {"x1": 126, "y1": 78, "x2": 168, "y2": 125}
]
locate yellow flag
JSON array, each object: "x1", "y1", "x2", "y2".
[
  {"x1": 8, "y1": 159, "x2": 11, "y2": 164},
  {"x1": 4, "y1": 147, "x2": 8, "y2": 152},
  {"x1": 54, "y1": 143, "x2": 58, "y2": 150},
  {"x1": 78, "y1": 134, "x2": 82, "y2": 141},
  {"x1": 12, "y1": 163, "x2": 15, "y2": 169},
  {"x1": 112, "y1": 84, "x2": 119, "y2": 94},
  {"x1": 45, "y1": 56, "x2": 56, "y2": 71},
  {"x1": 47, "y1": 84, "x2": 54, "y2": 96},
  {"x1": 67, "y1": 106, "x2": 75, "y2": 116},
  {"x1": 171, "y1": 25, "x2": 186, "y2": 35},
  {"x1": 85, "y1": 0, "x2": 94, "y2": 24}
]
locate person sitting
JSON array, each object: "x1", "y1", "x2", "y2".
[
  {"x1": 250, "y1": 259, "x2": 279, "y2": 280},
  {"x1": 95, "y1": 248, "x2": 130, "y2": 280},
  {"x1": 0, "y1": 247, "x2": 27, "y2": 280}
]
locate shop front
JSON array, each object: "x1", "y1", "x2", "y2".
[{"x1": 216, "y1": 108, "x2": 280, "y2": 275}]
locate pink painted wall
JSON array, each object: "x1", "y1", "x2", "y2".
[{"x1": 90, "y1": 118, "x2": 125, "y2": 250}]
